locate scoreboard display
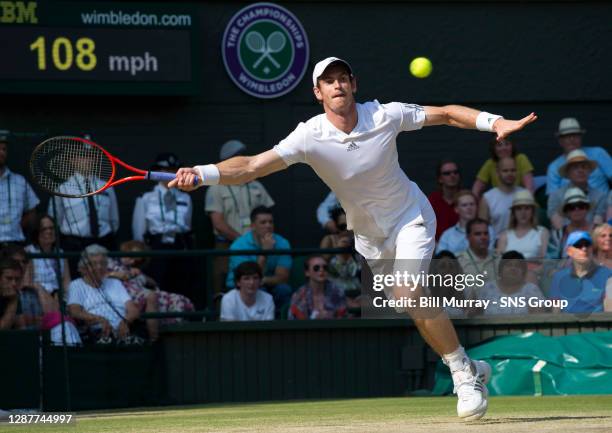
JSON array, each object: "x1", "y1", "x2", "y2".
[{"x1": 0, "y1": 1, "x2": 198, "y2": 95}]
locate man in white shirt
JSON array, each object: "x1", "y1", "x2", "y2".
[
  {"x1": 132, "y1": 153, "x2": 196, "y2": 303},
  {"x1": 478, "y1": 157, "x2": 525, "y2": 240},
  {"x1": 170, "y1": 57, "x2": 537, "y2": 420},
  {"x1": 67, "y1": 244, "x2": 139, "y2": 341},
  {"x1": 220, "y1": 261, "x2": 274, "y2": 321}
]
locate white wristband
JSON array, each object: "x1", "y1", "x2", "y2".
[
  {"x1": 476, "y1": 112, "x2": 503, "y2": 132},
  {"x1": 194, "y1": 164, "x2": 220, "y2": 186}
]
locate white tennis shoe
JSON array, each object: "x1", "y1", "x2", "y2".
[{"x1": 452, "y1": 359, "x2": 491, "y2": 421}]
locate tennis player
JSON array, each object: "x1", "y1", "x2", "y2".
[{"x1": 170, "y1": 57, "x2": 537, "y2": 420}]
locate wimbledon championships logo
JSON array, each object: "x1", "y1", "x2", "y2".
[{"x1": 221, "y1": 2, "x2": 309, "y2": 99}]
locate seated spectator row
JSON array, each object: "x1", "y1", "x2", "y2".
[
  {"x1": 0, "y1": 117, "x2": 610, "y2": 328},
  {"x1": 432, "y1": 227, "x2": 611, "y2": 317}
]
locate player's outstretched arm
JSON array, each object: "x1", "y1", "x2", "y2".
[
  {"x1": 423, "y1": 105, "x2": 537, "y2": 140},
  {"x1": 169, "y1": 149, "x2": 287, "y2": 191}
]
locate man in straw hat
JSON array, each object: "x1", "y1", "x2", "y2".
[
  {"x1": 170, "y1": 56, "x2": 538, "y2": 420},
  {"x1": 546, "y1": 117, "x2": 611, "y2": 195},
  {"x1": 547, "y1": 149, "x2": 607, "y2": 230},
  {"x1": 547, "y1": 187, "x2": 595, "y2": 259}
]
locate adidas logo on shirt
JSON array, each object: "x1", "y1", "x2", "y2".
[{"x1": 346, "y1": 141, "x2": 360, "y2": 152}]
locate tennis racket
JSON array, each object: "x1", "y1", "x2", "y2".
[{"x1": 29, "y1": 136, "x2": 198, "y2": 198}]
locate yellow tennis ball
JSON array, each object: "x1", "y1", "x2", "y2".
[{"x1": 410, "y1": 57, "x2": 432, "y2": 78}]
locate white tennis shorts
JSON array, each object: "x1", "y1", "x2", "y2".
[{"x1": 354, "y1": 187, "x2": 436, "y2": 299}]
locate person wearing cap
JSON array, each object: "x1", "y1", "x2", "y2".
[
  {"x1": 171, "y1": 56, "x2": 538, "y2": 420},
  {"x1": 546, "y1": 118, "x2": 612, "y2": 195},
  {"x1": 204, "y1": 140, "x2": 275, "y2": 295},
  {"x1": 547, "y1": 187, "x2": 595, "y2": 259},
  {"x1": 132, "y1": 153, "x2": 195, "y2": 301},
  {"x1": 547, "y1": 149, "x2": 607, "y2": 230},
  {"x1": 0, "y1": 130, "x2": 40, "y2": 247},
  {"x1": 496, "y1": 190, "x2": 549, "y2": 260},
  {"x1": 48, "y1": 133, "x2": 118, "y2": 262},
  {"x1": 436, "y1": 190, "x2": 494, "y2": 255},
  {"x1": 478, "y1": 157, "x2": 527, "y2": 240},
  {"x1": 549, "y1": 231, "x2": 612, "y2": 313}
]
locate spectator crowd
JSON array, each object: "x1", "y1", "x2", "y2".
[{"x1": 0, "y1": 117, "x2": 611, "y2": 344}]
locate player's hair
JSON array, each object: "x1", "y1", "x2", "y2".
[
  {"x1": 489, "y1": 137, "x2": 517, "y2": 161},
  {"x1": 120, "y1": 240, "x2": 151, "y2": 269},
  {"x1": 498, "y1": 250, "x2": 527, "y2": 277},
  {"x1": 250, "y1": 206, "x2": 273, "y2": 223},
  {"x1": 314, "y1": 63, "x2": 353, "y2": 88},
  {"x1": 304, "y1": 255, "x2": 327, "y2": 270},
  {"x1": 234, "y1": 261, "x2": 262, "y2": 281},
  {"x1": 466, "y1": 218, "x2": 489, "y2": 235},
  {"x1": 591, "y1": 223, "x2": 612, "y2": 254},
  {"x1": 0, "y1": 258, "x2": 23, "y2": 278},
  {"x1": 452, "y1": 189, "x2": 477, "y2": 207}
]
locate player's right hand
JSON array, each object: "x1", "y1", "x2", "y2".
[{"x1": 169, "y1": 167, "x2": 201, "y2": 191}]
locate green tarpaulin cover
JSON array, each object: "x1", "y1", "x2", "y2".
[{"x1": 433, "y1": 331, "x2": 612, "y2": 396}]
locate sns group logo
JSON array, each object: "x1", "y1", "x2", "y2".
[{"x1": 222, "y1": 2, "x2": 309, "y2": 99}]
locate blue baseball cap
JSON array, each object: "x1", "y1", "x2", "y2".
[{"x1": 565, "y1": 231, "x2": 592, "y2": 249}]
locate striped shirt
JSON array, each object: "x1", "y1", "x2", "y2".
[
  {"x1": 48, "y1": 174, "x2": 119, "y2": 237},
  {"x1": 67, "y1": 277, "x2": 130, "y2": 330},
  {"x1": 0, "y1": 168, "x2": 39, "y2": 242}
]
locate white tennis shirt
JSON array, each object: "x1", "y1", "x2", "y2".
[{"x1": 273, "y1": 100, "x2": 427, "y2": 238}]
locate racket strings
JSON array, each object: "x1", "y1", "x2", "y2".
[{"x1": 30, "y1": 137, "x2": 114, "y2": 197}]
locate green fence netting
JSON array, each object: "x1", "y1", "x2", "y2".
[{"x1": 433, "y1": 331, "x2": 612, "y2": 396}]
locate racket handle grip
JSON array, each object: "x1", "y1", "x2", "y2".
[{"x1": 148, "y1": 171, "x2": 199, "y2": 185}]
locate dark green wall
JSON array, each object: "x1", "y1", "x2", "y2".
[
  {"x1": 1, "y1": 1, "x2": 611, "y2": 247},
  {"x1": 5, "y1": 314, "x2": 610, "y2": 411}
]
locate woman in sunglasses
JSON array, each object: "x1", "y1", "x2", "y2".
[
  {"x1": 288, "y1": 256, "x2": 346, "y2": 320},
  {"x1": 548, "y1": 187, "x2": 594, "y2": 258}
]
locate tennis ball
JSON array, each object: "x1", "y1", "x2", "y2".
[{"x1": 410, "y1": 57, "x2": 432, "y2": 78}]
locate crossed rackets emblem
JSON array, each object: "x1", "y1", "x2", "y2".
[{"x1": 245, "y1": 30, "x2": 286, "y2": 72}]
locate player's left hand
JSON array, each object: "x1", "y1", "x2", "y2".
[{"x1": 493, "y1": 112, "x2": 538, "y2": 140}]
